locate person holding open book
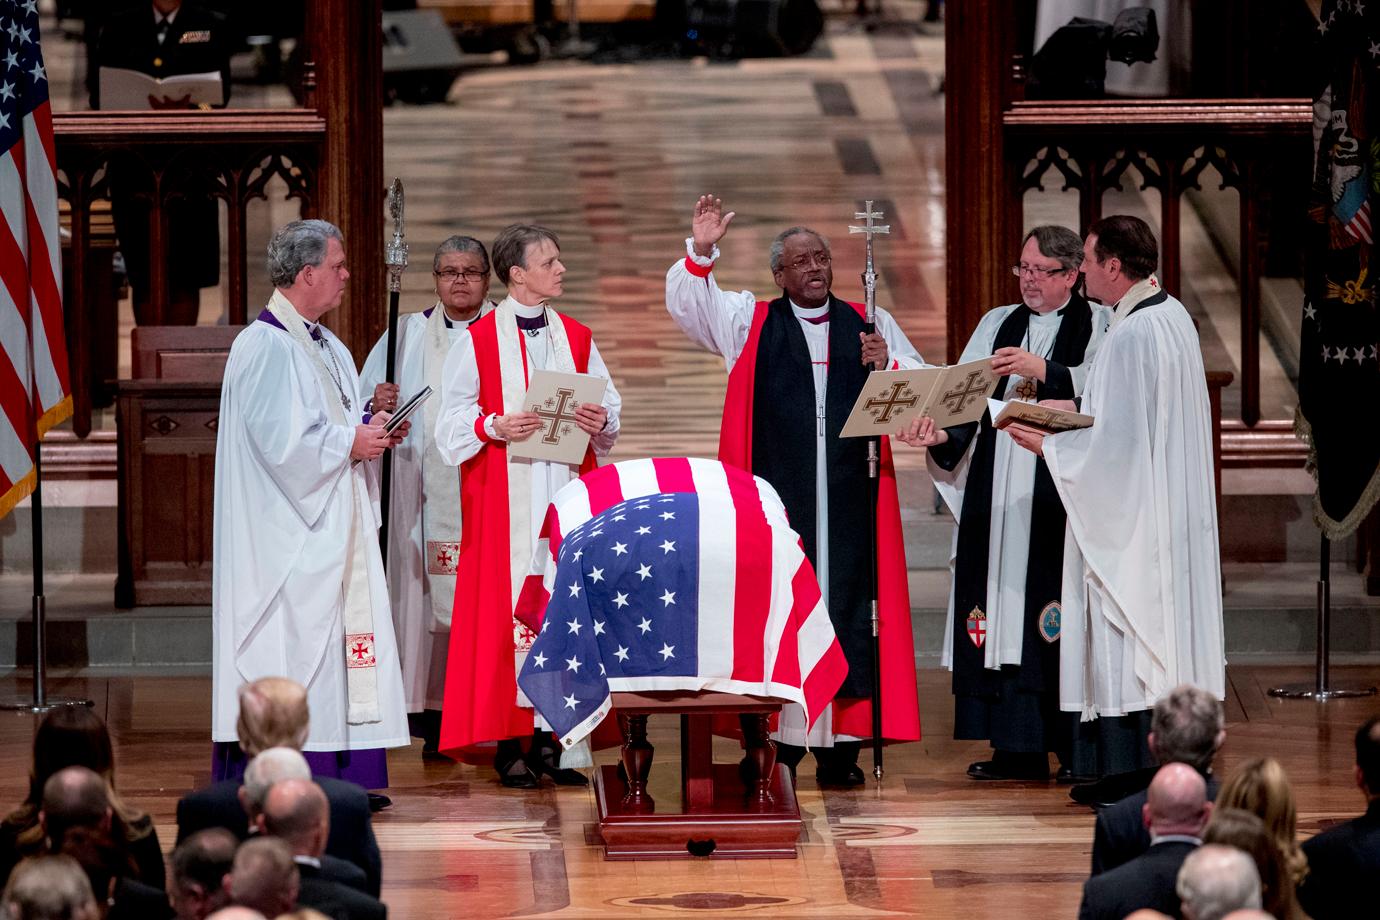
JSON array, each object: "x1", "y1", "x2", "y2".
[
  {"x1": 359, "y1": 236, "x2": 498, "y2": 758},
  {"x1": 92, "y1": 0, "x2": 233, "y2": 327},
  {"x1": 895, "y1": 225, "x2": 1113, "y2": 782},
  {"x1": 664, "y1": 195, "x2": 924, "y2": 785},
  {"x1": 433, "y1": 224, "x2": 621, "y2": 787},
  {"x1": 1004, "y1": 216, "x2": 1225, "y2": 784}
]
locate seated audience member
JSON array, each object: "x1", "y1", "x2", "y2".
[
  {"x1": 1078, "y1": 763, "x2": 1210, "y2": 920},
  {"x1": 240, "y1": 750, "x2": 313, "y2": 831},
  {"x1": 226, "y1": 839, "x2": 297, "y2": 919},
  {"x1": 1215, "y1": 757, "x2": 1308, "y2": 906},
  {"x1": 1091, "y1": 684, "x2": 1225, "y2": 874},
  {"x1": 1176, "y1": 845, "x2": 1262, "y2": 920},
  {"x1": 1, "y1": 854, "x2": 99, "y2": 920},
  {"x1": 274, "y1": 911, "x2": 331, "y2": 920},
  {"x1": 1204, "y1": 808, "x2": 1302, "y2": 920},
  {"x1": 40, "y1": 768, "x2": 171, "y2": 919},
  {"x1": 177, "y1": 680, "x2": 382, "y2": 896},
  {"x1": 205, "y1": 910, "x2": 264, "y2": 920},
  {"x1": 257, "y1": 780, "x2": 364, "y2": 893},
  {"x1": 1298, "y1": 714, "x2": 1380, "y2": 919},
  {"x1": 170, "y1": 829, "x2": 238, "y2": 920},
  {"x1": 0, "y1": 708, "x2": 164, "y2": 889},
  {"x1": 261, "y1": 781, "x2": 383, "y2": 919}
]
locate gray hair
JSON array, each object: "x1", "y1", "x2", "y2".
[
  {"x1": 1022, "y1": 225, "x2": 1084, "y2": 273},
  {"x1": 1152, "y1": 683, "x2": 1225, "y2": 773},
  {"x1": 1176, "y1": 844, "x2": 1262, "y2": 920},
  {"x1": 1, "y1": 855, "x2": 97, "y2": 920},
  {"x1": 769, "y1": 227, "x2": 830, "y2": 273},
  {"x1": 242, "y1": 747, "x2": 311, "y2": 815},
  {"x1": 433, "y1": 235, "x2": 490, "y2": 274},
  {"x1": 267, "y1": 219, "x2": 343, "y2": 288}
]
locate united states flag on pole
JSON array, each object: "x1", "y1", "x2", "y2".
[
  {"x1": 515, "y1": 458, "x2": 848, "y2": 749},
  {"x1": 0, "y1": 0, "x2": 70, "y2": 520}
]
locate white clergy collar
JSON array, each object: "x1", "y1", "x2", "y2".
[
  {"x1": 788, "y1": 298, "x2": 830, "y2": 322},
  {"x1": 1111, "y1": 275, "x2": 1163, "y2": 327},
  {"x1": 506, "y1": 296, "x2": 547, "y2": 320}
]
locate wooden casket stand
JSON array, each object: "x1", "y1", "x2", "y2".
[{"x1": 593, "y1": 691, "x2": 802, "y2": 859}]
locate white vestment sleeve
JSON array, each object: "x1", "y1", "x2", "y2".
[
  {"x1": 665, "y1": 243, "x2": 757, "y2": 368},
  {"x1": 587, "y1": 340, "x2": 621, "y2": 456},
  {"x1": 238, "y1": 336, "x2": 354, "y2": 528},
  {"x1": 358, "y1": 330, "x2": 390, "y2": 401},
  {"x1": 434, "y1": 329, "x2": 486, "y2": 467},
  {"x1": 873, "y1": 306, "x2": 927, "y2": 368},
  {"x1": 1069, "y1": 305, "x2": 1114, "y2": 395}
]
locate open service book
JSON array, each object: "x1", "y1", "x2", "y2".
[
  {"x1": 98, "y1": 67, "x2": 224, "y2": 109},
  {"x1": 841, "y1": 357, "x2": 999, "y2": 437},
  {"x1": 988, "y1": 398, "x2": 1094, "y2": 434}
]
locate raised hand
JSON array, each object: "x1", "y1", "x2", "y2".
[{"x1": 691, "y1": 195, "x2": 736, "y2": 257}]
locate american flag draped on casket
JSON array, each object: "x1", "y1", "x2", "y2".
[{"x1": 514, "y1": 458, "x2": 848, "y2": 750}]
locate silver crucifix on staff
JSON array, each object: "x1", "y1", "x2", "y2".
[
  {"x1": 849, "y1": 200, "x2": 890, "y2": 328},
  {"x1": 379, "y1": 178, "x2": 410, "y2": 561},
  {"x1": 848, "y1": 198, "x2": 889, "y2": 782}
]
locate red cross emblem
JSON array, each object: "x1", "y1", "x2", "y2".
[
  {"x1": 966, "y1": 608, "x2": 987, "y2": 649},
  {"x1": 426, "y1": 541, "x2": 460, "y2": 575},
  {"x1": 345, "y1": 633, "x2": 376, "y2": 668}
]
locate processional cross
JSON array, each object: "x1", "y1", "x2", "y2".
[{"x1": 849, "y1": 200, "x2": 890, "y2": 306}]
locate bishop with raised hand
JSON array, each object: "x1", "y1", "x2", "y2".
[
  {"x1": 434, "y1": 224, "x2": 622, "y2": 788},
  {"x1": 211, "y1": 220, "x2": 411, "y2": 797},
  {"x1": 665, "y1": 195, "x2": 924, "y2": 785}
]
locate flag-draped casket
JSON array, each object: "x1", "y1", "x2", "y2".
[{"x1": 514, "y1": 457, "x2": 849, "y2": 749}]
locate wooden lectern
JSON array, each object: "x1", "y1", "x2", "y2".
[
  {"x1": 593, "y1": 691, "x2": 802, "y2": 860},
  {"x1": 115, "y1": 326, "x2": 242, "y2": 607}
]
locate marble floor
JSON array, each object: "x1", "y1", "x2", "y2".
[{"x1": 0, "y1": 664, "x2": 1376, "y2": 918}]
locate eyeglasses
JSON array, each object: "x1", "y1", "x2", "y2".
[
  {"x1": 1011, "y1": 263, "x2": 1069, "y2": 279},
  {"x1": 786, "y1": 252, "x2": 831, "y2": 271},
  {"x1": 434, "y1": 269, "x2": 488, "y2": 283}
]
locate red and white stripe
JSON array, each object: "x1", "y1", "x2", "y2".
[
  {"x1": 0, "y1": 91, "x2": 70, "y2": 520},
  {"x1": 1345, "y1": 200, "x2": 1373, "y2": 245},
  {"x1": 516, "y1": 457, "x2": 849, "y2": 728}
]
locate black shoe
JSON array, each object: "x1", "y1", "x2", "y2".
[
  {"x1": 815, "y1": 763, "x2": 866, "y2": 787},
  {"x1": 815, "y1": 742, "x2": 866, "y2": 787},
  {"x1": 1068, "y1": 766, "x2": 1155, "y2": 806},
  {"x1": 1055, "y1": 765, "x2": 1098, "y2": 785},
  {"x1": 967, "y1": 757, "x2": 1049, "y2": 781},
  {"x1": 497, "y1": 757, "x2": 540, "y2": 789},
  {"x1": 527, "y1": 734, "x2": 589, "y2": 787},
  {"x1": 367, "y1": 792, "x2": 392, "y2": 812}
]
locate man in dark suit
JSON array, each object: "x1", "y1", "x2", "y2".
[
  {"x1": 1298, "y1": 714, "x2": 1380, "y2": 919},
  {"x1": 1078, "y1": 763, "x2": 1211, "y2": 920},
  {"x1": 176, "y1": 747, "x2": 382, "y2": 897},
  {"x1": 91, "y1": 1, "x2": 234, "y2": 326},
  {"x1": 263, "y1": 779, "x2": 386, "y2": 920},
  {"x1": 1091, "y1": 684, "x2": 1225, "y2": 874},
  {"x1": 169, "y1": 828, "x2": 236, "y2": 920}
]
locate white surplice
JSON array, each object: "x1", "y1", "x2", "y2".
[
  {"x1": 211, "y1": 303, "x2": 409, "y2": 752},
  {"x1": 665, "y1": 240, "x2": 926, "y2": 746},
  {"x1": 359, "y1": 301, "x2": 492, "y2": 712},
  {"x1": 930, "y1": 300, "x2": 1112, "y2": 672},
  {"x1": 1042, "y1": 279, "x2": 1226, "y2": 719}
]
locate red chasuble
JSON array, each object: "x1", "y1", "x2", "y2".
[
  {"x1": 438, "y1": 310, "x2": 598, "y2": 760},
  {"x1": 718, "y1": 289, "x2": 921, "y2": 743}
]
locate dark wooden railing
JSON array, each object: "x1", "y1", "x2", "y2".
[
  {"x1": 55, "y1": 109, "x2": 327, "y2": 437},
  {"x1": 1003, "y1": 99, "x2": 1313, "y2": 431}
]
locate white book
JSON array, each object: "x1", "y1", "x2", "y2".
[
  {"x1": 507, "y1": 370, "x2": 609, "y2": 465},
  {"x1": 98, "y1": 67, "x2": 223, "y2": 110},
  {"x1": 840, "y1": 357, "x2": 999, "y2": 437}
]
